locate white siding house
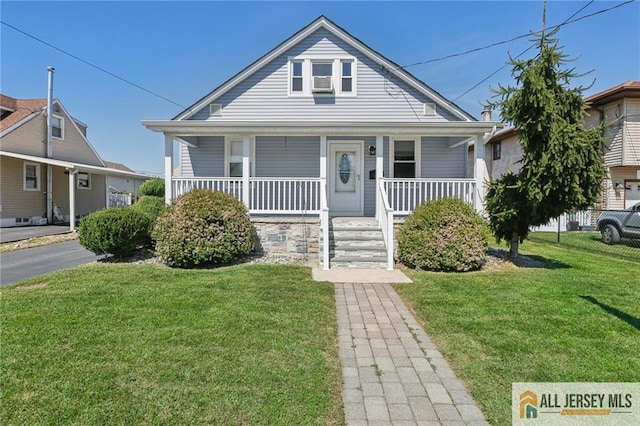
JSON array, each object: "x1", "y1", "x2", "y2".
[{"x1": 143, "y1": 16, "x2": 499, "y2": 269}]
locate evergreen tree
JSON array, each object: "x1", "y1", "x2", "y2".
[{"x1": 487, "y1": 29, "x2": 607, "y2": 257}]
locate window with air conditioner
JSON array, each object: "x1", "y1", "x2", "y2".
[{"x1": 312, "y1": 62, "x2": 333, "y2": 93}]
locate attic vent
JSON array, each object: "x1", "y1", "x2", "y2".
[
  {"x1": 312, "y1": 76, "x2": 333, "y2": 93},
  {"x1": 209, "y1": 103, "x2": 222, "y2": 117},
  {"x1": 54, "y1": 104, "x2": 61, "y2": 113},
  {"x1": 423, "y1": 103, "x2": 436, "y2": 116}
]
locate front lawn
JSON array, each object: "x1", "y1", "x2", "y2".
[
  {"x1": 1, "y1": 264, "x2": 343, "y2": 425},
  {"x1": 529, "y1": 231, "x2": 640, "y2": 261},
  {"x1": 395, "y1": 240, "x2": 640, "y2": 426}
]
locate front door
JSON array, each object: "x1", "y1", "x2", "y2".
[{"x1": 329, "y1": 142, "x2": 363, "y2": 216}]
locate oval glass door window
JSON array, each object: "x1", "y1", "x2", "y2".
[{"x1": 336, "y1": 151, "x2": 356, "y2": 192}]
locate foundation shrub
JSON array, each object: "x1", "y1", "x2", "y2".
[
  {"x1": 132, "y1": 196, "x2": 165, "y2": 227},
  {"x1": 397, "y1": 198, "x2": 488, "y2": 272},
  {"x1": 79, "y1": 207, "x2": 151, "y2": 258},
  {"x1": 139, "y1": 178, "x2": 165, "y2": 198},
  {"x1": 152, "y1": 189, "x2": 256, "y2": 268}
]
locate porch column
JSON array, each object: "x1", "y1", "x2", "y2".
[
  {"x1": 375, "y1": 135, "x2": 384, "y2": 220},
  {"x1": 474, "y1": 134, "x2": 489, "y2": 215},
  {"x1": 319, "y1": 136, "x2": 327, "y2": 180},
  {"x1": 164, "y1": 134, "x2": 173, "y2": 205},
  {"x1": 68, "y1": 169, "x2": 77, "y2": 231},
  {"x1": 242, "y1": 136, "x2": 250, "y2": 208}
]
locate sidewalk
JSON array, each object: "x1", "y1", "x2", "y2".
[{"x1": 335, "y1": 282, "x2": 488, "y2": 425}]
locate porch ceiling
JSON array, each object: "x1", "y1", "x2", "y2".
[{"x1": 142, "y1": 120, "x2": 500, "y2": 140}]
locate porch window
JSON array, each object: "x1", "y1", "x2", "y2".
[
  {"x1": 77, "y1": 172, "x2": 91, "y2": 189},
  {"x1": 291, "y1": 61, "x2": 303, "y2": 93},
  {"x1": 226, "y1": 139, "x2": 254, "y2": 177},
  {"x1": 24, "y1": 162, "x2": 40, "y2": 191},
  {"x1": 341, "y1": 60, "x2": 353, "y2": 93},
  {"x1": 52, "y1": 115, "x2": 64, "y2": 139},
  {"x1": 392, "y1": 140, "x2": 417, "y2": 178}
]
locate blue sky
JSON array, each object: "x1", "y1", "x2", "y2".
[{"x1": 2, "y1": 1, "x2": 638, "y2": 175}]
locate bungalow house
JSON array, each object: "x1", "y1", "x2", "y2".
[
  {"x1": 479, "y1": 81, "x2": 640, "y2": 210},
  {"x1": 0, "y1": 93, "x2": 150, "y2": 229},
  {"x1": 143, "y1": 16, "x2": 499, "y2": 270}
]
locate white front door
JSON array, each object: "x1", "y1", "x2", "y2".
[{"x1": 328, "y1": 142, "x2": 363, "y2": 216}]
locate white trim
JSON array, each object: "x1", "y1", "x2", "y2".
[
  {"x1": 77, "y1": 171, "x2": 91, "y2": 190},
  {"x1": 144, "y1": 120, "x2": 499, "y2": 137},
  {"x1": 23, "y1": 161, "x2": 41, "y2": 191},
  {"x1": 389, "y1": 137, "x2": 421, "y2": 178},
  {"x1": 224, "y1": 136, "x2": 255, "y2": 177},
  {"x1": 174, "y1": 17, "x2": 471, "y2": 121},
  {"x1": 1, "y1": 151, "x2": 150, "y2": 179},
  {"x1": 339, "y1": 59, "x2": 356, "y2": 96}
]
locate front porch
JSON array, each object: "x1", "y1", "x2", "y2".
[{"x1": 143, "y1": 121, "x2": 496, "y2": 270}]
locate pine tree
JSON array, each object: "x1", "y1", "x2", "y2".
[{"x1": 487, "y1": 29, "x2": 607, "y2": 257}]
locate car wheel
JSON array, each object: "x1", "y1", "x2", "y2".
[{"x1": 601, "y1": 224, "x2": 621, "y2": 245}]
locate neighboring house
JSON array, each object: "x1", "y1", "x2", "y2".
[
  {"x1": 104, "y1": 161, "x2": 148, "y2": 205},
  {"x1": 479, "y1": 81, "x2": 640, "y2": 211},
  {"x1": 143, "y1": 16, "x2": 499, "y2": 269},
  {"x1": 0, "y1": 94, "x2": 150, "y2": 229}
]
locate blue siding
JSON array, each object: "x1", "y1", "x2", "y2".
[
  {"x1": 255, "y1": 136, "x2": 320, "y2": 177},
  {"x1": 420, "y1": 137, "x2": 466, "y2": 178},
  {"x1": 189, "y1": 28, "x2": 462, "y2": 123},
  {"x1": 181, "y1": 136, "x2": 224, "y2": 177}
]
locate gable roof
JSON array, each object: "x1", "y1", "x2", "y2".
[
  {"x1": 104, "y1": 160, "x2": 135, "y2": 173},
  {"x1": 0, "y1": 96, "x2": 47, "y2": 131},
  {"x1": 174, "y1": 15, "x2": 476, "y2": 122},
  {"x1": 585, "y1": 81, "x2": 640, "y2": 105}
]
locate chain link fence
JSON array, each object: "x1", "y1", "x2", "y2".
[{"x1": 528, "y1": 208, "x2": 640, "y2": 263}]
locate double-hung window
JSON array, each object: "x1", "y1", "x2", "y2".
[
  {"x1": 312, "y1": 61, "x2": 333, "y2": 92},
  {"x1": 52, "y1": 115, "x2": 64, "y2": 139},
  {"x1": 24, "y1": 162, "x2": 40, "y2": 191},
  {"x1": 392, "y1": 140, "x2": 418, "y2": 178},
  {"x1": 291, "y1": 61, "x2": 303, "y2": 93},
  {"x1": 492, "y1": 141, "x2": 502, "y2": 160},
  {"x1": 227, "y1": 139, "x2": 254, "y2": 177},
  {"x1": 77, "y1": 172, "x2": 91, "y2": 189},
  {"x1": 341, "y1": 60, "x2": 353, "y2": 93}
]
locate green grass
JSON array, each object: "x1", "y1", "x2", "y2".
[
  {"x1": 1, "y1": 264, "x2": 343, "y2": 425},
  {"x1": 529, "y1": 231, "x2": 640, "y2": 262},
  {"x1": 395, "y1": 240, "x2": 640, "y2": 426}
]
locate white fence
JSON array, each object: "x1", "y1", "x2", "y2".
[{"x1": 109, "y1": 192, "x2": 132, "y2": 207}]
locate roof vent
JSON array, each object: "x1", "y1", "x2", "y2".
[
  {"x1": 423, "y1": 103, "x2": 436, "y2": 116},
  {"x1": 209, "y1": 103, "x2": 222, "y2": 117}
]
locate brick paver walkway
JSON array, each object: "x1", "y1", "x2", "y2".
[{"x1": 335, "y1": 283, "x2": 488, "y2": 425}]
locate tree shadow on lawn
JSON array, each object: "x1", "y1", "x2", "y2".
[
  {"x1": 487, "y1": 247, "x2": 571, "y2": 270},
  {"x1": 580, "y1": 295, "x2": 640, "y2": 331}
]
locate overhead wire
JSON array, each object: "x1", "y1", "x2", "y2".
[{"x1": 0, "y1": 20, "x2": 190, "y2": 111}]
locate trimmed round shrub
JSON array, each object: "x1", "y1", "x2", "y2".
[
  {"x1": 139, "y1": 178, "x2": 165, "y2": 197},
  {"x1": 397, "y1": 198, "x2": 488, "y2": 272},
  {"x1": 152, "y1": 189, "x2": 257, "y2": 268},
  {"x1": 132, "y1": 195, "x2": 165, "y2": 225},
  {"x1": 79, "y1": 207, "x2": 151, "y2": 258}
]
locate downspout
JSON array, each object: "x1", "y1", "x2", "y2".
[
  {"x1": 595, "y1": 106, "x2": 609, "y2": 210},
  {"x1": 46, "y1": 66, "x2": 55, "y2": 224}
]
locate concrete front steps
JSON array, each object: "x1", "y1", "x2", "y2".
[{"x1": 328, "y1": 217, "x2": 387, "y2": 269}]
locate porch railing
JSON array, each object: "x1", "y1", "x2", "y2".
[
  {"x1": 173, "y1": 177, "x2": 243, "y2": 201},
  {"x1": 383, "y1": 178, "x2": 476, "y2": 214},
  {"x1": 249, "y1": 178, "x2": 321, "y2": 214},
  {"x1": 172, "y1": 177, "x2": 320, "y2": 214},
  {"x1": 320, "y1": 178, "x2": 330, "y2": 270},
  {"x1": 376, "y1": 181, "x2": 395, "y2": 270}
]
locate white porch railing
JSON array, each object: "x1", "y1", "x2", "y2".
[
  {"x1": 249, "y1": 178, "x2": 321, "y2": 214},
  {"x1": 173, "y1": 177, "x2": 243, "y2": 200},
  {"x1": 320, "y1": 178, "x2": 330, "y2": 270},
  {"x1": 376, "y1": 181, "x2": 395, "y2": 270},
  {"x1": 383, "y1": 178, "x2": 476, "y2": 215}
]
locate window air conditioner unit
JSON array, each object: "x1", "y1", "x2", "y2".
[{"x1": 312, "y1": 76, "x2": 333, "y2": 93}]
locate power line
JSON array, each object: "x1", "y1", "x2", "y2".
[
  {"x1": 450, "y1": 0, "x2": 617, "y2": 104},
  {"x1": 398, "y1": 0, "x2": 633, "y2": 71},
  {"x1": 0, "y1": 20, "x2": 189, "y2": 110}
]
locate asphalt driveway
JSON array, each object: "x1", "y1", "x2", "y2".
[
  {"x1": 0, "y1": 240, "x2": 101, "y2": 287},
  {"x1": 1, "y1": 225, "x2": 71, "y2": 243}
]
